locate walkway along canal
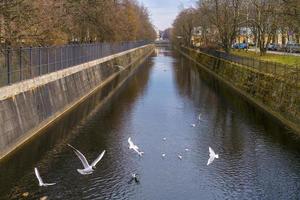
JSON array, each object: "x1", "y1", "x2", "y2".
[{"x1": 0, "y1": 47, "x2": 300, "y2": 199}]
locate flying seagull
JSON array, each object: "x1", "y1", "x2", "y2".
[
  {"x1": 67, "y1": 144, "x2": 106, "y2": 175},
  {"x1": 34, "y1": 167, "x2": 56, "y2": 187},
  {"x1": 128, "y1": 137, "x2": 144, "y2": 156},
  {"x1": 198, "y1": 114, "x2": 202, "y2": 121},
  {"x1": 207, "y1": 147, "x2": 219, "y2": 166}
]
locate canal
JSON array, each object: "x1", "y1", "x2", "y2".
[{"x1": 1, "y1": 47, "x2": 300, "y2": 199}]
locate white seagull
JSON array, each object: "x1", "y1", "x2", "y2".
[
  {"x1": 131, "y1": 173, "x2": 140, "y2": 183},
  {"x1": 191, "y1": 124, "x2": 196, "y2": 127},
  {"x1": 207, "y1": 147, "x2": 219, "y2": 166},
  {"x1": 198, "y1": 114, "x2": 202, "y2": 121},
  {"x1": 68, "y1": 144, "x2": 106, "y2": 175},
  {"x1": 178, "y1": 154, "x2": 183, "y2": 160},
  {"x1": 162, "y1": 153, "x2": 166, "y2": 158},
  {"x1": 128, "y1": 137, "x2": 144, "y2": 156},
  {"x1": 34, "y1": 167, "x2": 56, "y2": 187},
  {"x1": 163, "y1": 137, "x2": 167, "y2": 141},
  {"x1": 185, "y1": 148, "x2": 189, "y2": 152}
]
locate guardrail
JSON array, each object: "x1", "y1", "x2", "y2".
[
  {"x1": 198, "y1": 48, "x2": 299, "y2": 84},
  {"x1": 0, "y1": 41, "x2": 150, "y2": 87}
]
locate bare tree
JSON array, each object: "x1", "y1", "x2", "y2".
[
  {"x1": 248, "y1": 0, "x2": 281, "y2": 55},
  {"x1": 200, "y1": 0, "x2": 242, "y2": 53},
  {"x1": 172, "y1": 8, "x2": 198, "y2": 47},
  {"x1": 0, "y1": 0, "x2": 156, "y2": 49}
]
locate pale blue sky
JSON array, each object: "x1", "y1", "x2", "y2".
[{"x1": 138, "y1": 0, "x2": 197, "y2": 30}]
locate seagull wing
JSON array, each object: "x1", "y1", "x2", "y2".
[
  {"x1": 133, "y1": 148, "x2": 143, "y2": 156},
  {"x1": 68, "y1": 144, "x2": 90, "y2": 168},
  {"x1": 91, "y1": 150, "x2": 106, "y2": 167},
  {"x1": 209, "y1": 147, "x2": 215, "y2": 157},
  {"x1": 128, "y1": 137, "x2": 133, "y2": 147},
  {"x1": 34, "y1": 167, "x2": 44, "y2": 186},
  {"x1": 43, "y1": 183, "x2": 56, "y2": 186},
  {"x1": 207, "y1": 156, "x2": 215, "y2": 166},
  {"x1": 128, "y1": 138, "x2": 139, "y2": 149},
  {"x1": 132, "y1": 147, "x2": 140, "y2": 154}
]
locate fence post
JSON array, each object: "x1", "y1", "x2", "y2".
[
  {"x1": 19, "y1": 47, "x2": 22, "y2": 81},
  {"x1": 29, "y1": 47, "x2": 32, "y2": 78},
  {"x1": 66, "y1": 45, "x2": 69, "y2": 68},
  {"x1": 54, "y1": 47, "x2": 57, "y2": 71},
  {"x1": 60, "y1": 46, "x2": 63, "y2": 69},
  {"x1": 6, "y1": 47, "x2": 11, "y2": 85},
  {"x1": 72, "y1": 44, "x2": 75, "y2": 66},
  {"x1": 296, "y1": 65, "x2": 300, "y2": 85},
  {"x1": 47, "y1": 46, "x2": 50, "y2": 73},
  {"x1": 38, "y1": 46, "x2": 42, "y2": 75}
]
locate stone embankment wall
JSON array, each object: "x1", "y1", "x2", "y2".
[
  {"x1": 178, "y1": 47, "x2": 300, "y2": 134},
  {"x1": 0, "y1": 44, "x2": 154, "y2": 159}
]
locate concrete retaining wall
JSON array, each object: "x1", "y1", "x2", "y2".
[
  {"x1": 178, "y1": 47, "x2": 300, "y2": 134},
  {"x1": 0, "y1": 44, "x2": 154, "y2": 159}
]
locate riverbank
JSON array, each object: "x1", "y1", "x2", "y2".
[
  {"x1": 0, "y1": 44, "x2": 154, "y2": 160},
  {"x1": 177, "y1": 46, "x2": 300, "y2": 134}
]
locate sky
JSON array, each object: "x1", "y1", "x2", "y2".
[{"x1": 138, "y1": 0, "x2": 197, "y2": 31}]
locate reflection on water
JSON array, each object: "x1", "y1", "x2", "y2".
[{"x1": 1, "y1": 47, "x2": 300, "y2": 200}]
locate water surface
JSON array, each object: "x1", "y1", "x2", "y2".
[{"x1": 1, "y1": 47, "x2": 300, "y2": 200}]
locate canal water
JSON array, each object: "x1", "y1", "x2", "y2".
[{"x1": 1, "y1": 47, "x2": 300, "y2": 200}]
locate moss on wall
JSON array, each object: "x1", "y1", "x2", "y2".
[{"x1": 179, "y1": 46, "x2": 300, "y2": 134}]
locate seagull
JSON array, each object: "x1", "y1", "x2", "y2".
[
  {"x1": 178, "y1": 154, "x2": 183, "y2": 160},
  {"x1": 207, "y1": 147, "x2": 219, "y2": 166},
  {"x1": 198, "y1": 114, "x2": 202, "y2": 121},
  {"x1": 163, "y1": 137, "x2": 167, "y2": 141},
  {"x1": 185, "y1": 148, "x2": 189, "y2": 152},
  {"x1": 128, "y1": 173, "x2": 140, "y2": 184},
  {"x1": 128, "y1": 137, "x2": 144, "y2": 156},
  {"x1": 34, "y1": 168, "x2": 56, "y2": 187},
  {"x1": 162, "y1": 153, "x2": 166, "y2": 158},
  {"x1": 131, "y1": 173, "x2": 140, "y2": 183},
  {"x1": 67, "y1": 144, "x2": 106, "y2": 175},
  {"x1": 191, "y1": 124, "x2": 196, "y2": 127}
]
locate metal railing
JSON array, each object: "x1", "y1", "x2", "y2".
[
  {"x1": 198, "y1": 48, "x2": 300, "y2": 84},
  {"x1": 0, "y1": 41, "x2": 149, "y2": 87}
]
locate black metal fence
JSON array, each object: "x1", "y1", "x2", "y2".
[
  {"x1": 198, "y1": 48, "x2": 300, "y2": 83},
  {"x1": 0, "y1": 41, "x2": 149, "y2": 87}
]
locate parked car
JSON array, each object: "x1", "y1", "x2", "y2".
[
  {"x1": 248, "y1": 42, "x2": 256, "y2": 47},
  {"x1": 267, "y1": 43, "x2": 281, "y2": 51},
  {"x1": 284, "y1": 42, "x2": 300, "y2": 53},
  {"x1": 233, "y1": 43, "x2": 248, "y2": 49}
]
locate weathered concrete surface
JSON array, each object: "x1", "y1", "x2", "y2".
[
  {"x1": 0, "y1": 44, "x2": 154, "y2": 159},
  {"x1": 178, "y1": 46, "x2": 300, "y2": 134}
]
